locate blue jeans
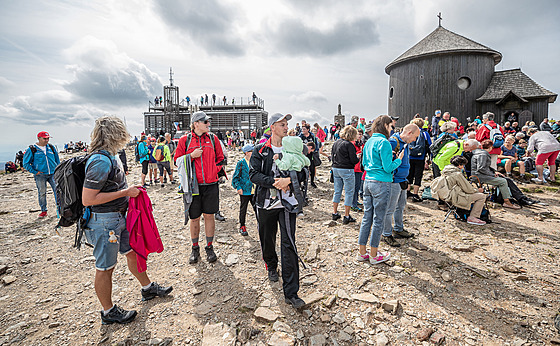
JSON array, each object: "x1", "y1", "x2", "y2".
[
  {"x1": 84, "y1": 212, "x2": 132, "y2": 271},
  {"x1": 383, "y1": 183, "x2": 407, "y2": 236},
  {"x1": 332, "y1": 168, "x2": 355, "y2": 207},
  {"x1": 352, "y1": 172, "x2": 363, "y2": 208},
  {"x1": 34, "y1": 174, "x2": 58, "y2": 212},
  {"x1": 358, "y1": 180, "x2": 391, "y2": 247}
]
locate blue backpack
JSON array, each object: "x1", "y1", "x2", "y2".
[
  {"x1": 485, "y1": 124, "x2": 504, "y2": 148},
  {"x1": 409, "y1": 131, "x2": 427, "y2": 158}
]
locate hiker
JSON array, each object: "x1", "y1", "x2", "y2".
[
  {"x1": 381, "y1": 124, "x2": 420, "y2": 248},
  {"x1": 431, "y1": 110, "x2": 442, "y2": 137},
  {"x1": 232, "y1": 144, "x2": 257, "y2": 236},
  {"x1": 165, "y1": 133, "x2": 177, "y2": 171},
  {"x1": 174, "y1": 111, "x2": 225, "y2": 264},
  {"x1": 82, "y1": 116, "x2": 172, "y2": 325},
  {"x1": 147, "y1": 138, "x2": 158, "y2": 185},
  {"x1": 351, "y1": 128, "x2": 364, "y2": 212},
  {"x1": 15, "y1": 151, "x2": 24, "y2": 170},
  {"x1": 331, "y1": 125, "x2": 360, "y2": 224},
  {"x1": 153, "y1": 136, "x2": 174, "y2": 187},
  {"x1": 526, "y1": 128, "x2": 560, "y2": 183},
  {"x1": 475, "y1": 112, "x2": 504, "y2": 170},
  {"x1": 497, "y1": 135, "x2": 526, "y2": 178},
  {"x1": 434, "y1": 156, "x2": 488, "y2": 225},
  {"x1": 357, "y1": 115, "x2": 403, "y2": 265},
  {"x1": 23, "y1": 131, "x2": 60, "y2": 218},
  {"x1": 5, "y1": 161, "x2": 16, "y2": 173},
  {"x1": 249, "y1": 113, "x2": 306, "y2": 309},
  {"x1": 471, "y1": 139, "x2": 520, "y2": 209},
  {"x1": 433, "y1": 139, "x2": 478, "y2": 178},
  {"x1": 407, "y1": 118, "x2": 432, "y2": 202},
  {"x1": 300, "y1": 124, "x2": 320, "y2": 188},
  {"x1": 137, "y1": 136, "x2": 150, "y2": 188}
]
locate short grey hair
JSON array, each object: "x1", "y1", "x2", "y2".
[
  {"x1": 464, "y1": 139, "x2": 479, "y2": 149},
  {"x1": 515, "y1": 132, "x2": 525, "y2": 138},
  {"x1": 482, "y1": 112, "x2": 494, "y2": 121},
  {"x1": 440, "y1": 121, "x2": 456, "y2": 132}
]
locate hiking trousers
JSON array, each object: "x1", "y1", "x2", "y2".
[
  {"x1": 239, "y1": 194, "x2": 255, "y2": 226},
  {"x1": 257, "y1": 207, "x2": 299, "y2": 299}
]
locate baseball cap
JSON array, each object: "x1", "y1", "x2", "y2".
[
  {"x1": 360, "y1": 117, "x2": 365, "y2": 121},
  {"x1": 37, "y1": 131, "x2": 51, "y2": 138},
  {"x1": 391, "y1": 116, "x2": 399, "y2": 121},
  {"x1": 435, "y1": 110, "x2": 441, "y2": 115},
  {"x1": 192, "y1": 111, "x2": 211, "y2": 123},
  {"x1": 242, "y1": 144, "x2": 254, "y2": 153},
  {"x1": 268, "y1": 113, "x2": 292, "y2": 127}
]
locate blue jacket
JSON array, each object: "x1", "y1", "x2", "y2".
[
  {"x1": 389, "y1": 133, "x2": 410, "y2": 183},
  {"x1": 138, "y1": 142, "x2": 150, "y2": 163},
  {"x1": 23, "y1": 144, "x2": 60, "y2": 175},
  {"x1": 232, "y1": 158, "x2": 253, "y2": 195},
  {"x1": 362, "y1": 133, "x2": 402, "y2": 182}
]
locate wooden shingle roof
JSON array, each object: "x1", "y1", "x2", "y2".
[
  {"x1": 477, "y1": 69, "x2": 557, "y2": 103},
  {"x1": 385, "y1": 26, "x2": 502, "y2": 74}
]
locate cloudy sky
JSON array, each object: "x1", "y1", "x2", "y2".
[{"x1": 1, "y1": 0, "x2": 559, "y2": 160}]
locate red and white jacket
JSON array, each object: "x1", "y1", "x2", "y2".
[{"x1": 174, "y1": 132, "x2": 225, "y2": 185}]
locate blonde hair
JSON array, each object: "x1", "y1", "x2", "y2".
[
  {"x1": 89, "y1": 116, "x2": 130, "y2": 155},
  {"x1": 340, "y1": 125, "x2": 358, "y2": 141},
  {"x1": 411, "y1": 118, "x2": 424, "y2": 129},
  {"x1": 505, "y1": 135, "x2": 516, "y2": 142}
]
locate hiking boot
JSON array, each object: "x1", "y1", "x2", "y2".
[
  {"x1": 38, "y1": 211, "x2": 47, "y2": 218},
  {"x1": 350, "y1": 207, "x2": 363, "y2": 212},
  {"x1": 411, "y1": 194, "x2": 423, "y2": 203},
  {"x1": 393, "y1": 230, "x2": 414, "y2": 239},
  {"x1": 205, "y1": 245, "x2": 217, "y2": 263},
  {"x1": 161, "y1": 183, "x2": 165, "y2": 188},
  {"x1": 382, "y1": 235, "x2": 401, "y2": 247},
  {"x1": 239, "y1": 226, "x2": 248, "y2": 236},
  {"x1": 342, "y1": 215, "x2": 356, "y2": 225},
  {"x1": 268, "y1": 270, "x2": 279, "y2": 282},
  {"x1": 407, "y1": 190, "x2": 413, "y2": 198},
  {"x1": 163, "y1": 178, "x2": 167, "y2": 183},
  {"x1": 285, "y1": 296, "x2": 306, "y2": 309},
  {"x1": 332, "y1": 213, "x2": 341, "y2": 221},
  {"x1": 310, "y1": 182, "x2": 317, "y2": 188},
  {"x1": 100, "y1": 305, "x2": 137, "y2": 325},
  {"x1": 170, "y1": 180, "x2": 176, "y2": 184},
  {"x1": 141, "y1": 282, "x2": 173, "y2": 301},
  {"x1": 369, "y1": 252, "x2": 391, "y2": 265},
  {"x1": 215, "y1": 211, "x2": 226, "y2": 221},
  {"x1": 189, "y1": 245, "x2": 201, "y2": 264}
]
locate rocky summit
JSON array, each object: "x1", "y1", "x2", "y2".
[{"x1": 0, "y1": 146, "x2": 559, "y2": 345}]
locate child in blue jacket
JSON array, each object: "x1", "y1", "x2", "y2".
[{"x1": 232, "y1": 144, "x2": 256, "y2": 236}]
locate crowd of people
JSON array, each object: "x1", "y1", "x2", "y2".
[{"x1": 14, "y1": 108, "x2": 559, "y2": 325}]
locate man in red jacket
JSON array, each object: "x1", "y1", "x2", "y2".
[
  {"x1": 174, "y1": 111, "x2": 225, "y2": 264},
  {"x1": 475, "y1": 112, "x2": 504, "y2": 170}
]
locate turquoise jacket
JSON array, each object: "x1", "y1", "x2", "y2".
[
  {"x1": 138, "y1": 142, "x2": 150, "y2": 163},
  {"x1": 362, "y1": 133, "x2": 402, "y2": 182}
]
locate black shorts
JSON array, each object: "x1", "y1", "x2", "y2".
[
  {"x1": 407, "y1": 159, "x2": 425, "y2": 186},
  {"x1": 141, "y1": 160, "x2": 149, "y2": 175},
  {"x1": 188, "y1": 183, "x2": 219, "y2": 219},
  {"x1": 157, "y1": 161, "x2": 171, "y2": 176}
]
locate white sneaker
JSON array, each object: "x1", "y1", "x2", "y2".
[
  {"x1": 369, "y1": 252, "x2": 391, "y2": 265},
  {"x1": 531, "y1": 178, "x2": 544, "y2": 184},
  {"x1": 356, "y1": 251, "x2": 370, "y2": 262}
]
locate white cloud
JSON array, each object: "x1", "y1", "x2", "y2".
[
  {"x1": 292, "y1": 109, "x2": 333, "y2": 125},
  {"x1": 289, "y1": 91, "x2": 328, "y2": 104}
]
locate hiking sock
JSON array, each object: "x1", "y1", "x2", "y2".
[
  {"x1": 206, "y1": 236, "x2": 214, "y2": 247},
  {"x1": 103, "y1": 305, "x2": 116, "y2": 315},
  {"x1": 142, "y1": 282, "x2": 153, "y2": 290},
  {"x1": 192, "y1": 238, "x2": 199, "y2": 247}
]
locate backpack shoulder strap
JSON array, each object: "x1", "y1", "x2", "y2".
[
  {"x1": 390, "y1": 135, "x2": 400, "y2": 152},
  {"x1": 88, "y1": 151, "x2": 116, "y2": 179}
]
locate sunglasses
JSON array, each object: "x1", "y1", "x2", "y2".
[{"x1": 199, "y1": 119, "x2": 210, "y2": 124}]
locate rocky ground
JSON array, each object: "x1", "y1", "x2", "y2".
[{"x1": 0, "y1": 144, "x2": 559, "y2": 346}]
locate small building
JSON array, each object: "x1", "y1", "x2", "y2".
[
  {"x1": 144, "y1": 69, "x2": 268, "y2": 137},
  {"x1": 385, "y1": 24, "x2": 556, "y2": 125}
]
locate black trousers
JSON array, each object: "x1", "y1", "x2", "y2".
[
  {"x1": 257, "y1": 208, "x2": 299, "y2": 299},
  {"x1": 407, "y1": 159, "x2": 425, "y2": 186},
  {"x1": 239, "y1": 194, "x2": 255, "y2": 226},
  {"x1": 309, "y1": 162, "x2": 316, "y2": 183}
]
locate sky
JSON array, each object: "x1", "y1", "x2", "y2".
[{"x1": 1, "y1": 0, "x2": 559, "y2": 161}]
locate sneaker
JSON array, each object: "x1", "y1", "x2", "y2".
[
  {"x1": 357, "y1": 202, "x2": 364, "y2": 207},
  {"x1": 239, "y1": 226, "x2": 248, "y2": 236},
  {"x1": 350, "y1": 207, "x2": 363, "y2": 212},
  {"x1": 266, "y1": 197, "x2": 282, "y2": 210},
  {"x1": 356, "y1": 251, "x2": 370, "y2": 262},
  {"x1": 161, "y1": 184, "x2": 165, "y2": 188},
  {"x1": 189, "y1": 245, "x2": 200, "y2": 264},
  {"x1": 343, "y1": 215, "x2": 356, "y2": 224},
  {"x1": 411, "y1": 194, "x2": 423, "y2": 203},
  {"x1": 369, "y1": 252, "x2": 391, "y2": 265},
  {"x1": 393, "y1": 230, "x2": 414, "y2": 239},
  {"x1": 170, "y1": 180, "x2": 176, "y2": 184},
  {"x1": 100, "y1": 305, "x2": 137, "y2": 325},
  {"x1": 268, "y1": 270, "x2": 279, "y2": 282},
  {"x1": 205, "y1": 245, "x2": 217, "y2": 263},
  {"x1": 214, "y1": 211, "x2": 226, "y2": 221},
  {"x1": 142, "y1": 184, "x2": 149, "y2": 189},
  {"x1": 285, "y1": 296, "x2": 306, "y2": 309},
  {"x1": 531, "y1": 178, "x2": 545, "y2": 184},
  {"x1": 332, "y1": 213, "x2": 341, "y2": 221},
  {"x1": 382, "y1": 235, "x2": 401, "y2": 247},
  {"x1": 163, "y1": 178, "x2": 168, "y2": 183},
  {"x1": 141, "y1": 282, "x2": 173, "y2": 301},
  {"x1": 149, "y1": 180, "x2": 154, "y2": 184},
  {"x1": 467, "y1": 217, "x2": 486, "y2": 226},
  {"x1": 38, "y1": 211, "x2": 47, "y2": 218},
  {"x1": 310, "y1": 182, "x2": 317, "y2": 188},
  {"x1": 406, "y1": 190, "x2": 413, "y2": 198}
]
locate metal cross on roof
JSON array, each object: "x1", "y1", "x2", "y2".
[{"x1": 437, "y1": 12, "x2": 442, "y2": 27}]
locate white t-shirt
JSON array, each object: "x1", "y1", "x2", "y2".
[
  {"x1": 37, "y1": 145, "x2": 47, "y2": 155},
  {"x1": 264, "y1": 145, "x2": 298, "y2": 209}
]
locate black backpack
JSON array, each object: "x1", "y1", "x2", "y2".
[
  {"x1": 54, "y1": 151, "x2": 114, "y2": 249},
  {"x1": 27, "y1": 144, "x2": 57, "y2": 166},
  {"x1": 409, "y1": 131, "x2": 427, "y2": 158},
  {"x1": 134, "y1": 143, "x2": 141, "y2": 162},
  {"x1": 455, "y1": 206, "x2": 492, "y2": 224},
  {"x1": 430, "y1": 133, "x2": 456, "y2": 157}
]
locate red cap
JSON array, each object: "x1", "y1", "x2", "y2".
[{"x1": 37, "y1": 131, "x2": 51, "y2": 138}]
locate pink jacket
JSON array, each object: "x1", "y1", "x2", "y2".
[{"x1": 127, "y1": 188, "x2": 164, "y2": 272}]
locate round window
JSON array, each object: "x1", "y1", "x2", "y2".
[
  {"x1": 389, "y1": 87, "x2": 394, "y2": 99},
  {"x1": 457, "y1": 77, "x2": 471, "y2": 90}
]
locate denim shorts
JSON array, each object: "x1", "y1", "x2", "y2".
[{"x1": 84, "y1": 212, "x2": 132, "y2": 271}]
